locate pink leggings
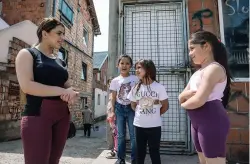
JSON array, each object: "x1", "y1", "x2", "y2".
[
  {"x1": 113, "y1": 126, "x2": 118, "y2": 152},
  {"x1": 21, "y1": 99, "x2": 70, "y2": 164}
]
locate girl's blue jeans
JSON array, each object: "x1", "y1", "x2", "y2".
[{"x1": 115, "y1": 102, "x2": 136, "y2": 161}]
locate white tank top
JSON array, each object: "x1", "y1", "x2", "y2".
[{"x1": 189, "y1": 62, "x2": 227, "y2": 102}]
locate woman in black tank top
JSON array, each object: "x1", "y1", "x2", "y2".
[{"x1": 15, "y1": 18, "x2": 79, "y2": 164}]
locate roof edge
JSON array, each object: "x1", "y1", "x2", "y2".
[
  {"x1": 98, "y1": 54, "x2": 108, "y2": 70},
  {"x1": 86, "y1": 0, "x2": 101, "y2": 36}
]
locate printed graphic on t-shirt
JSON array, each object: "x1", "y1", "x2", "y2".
[
  {"x1": 137, "y1": 90, "x2": 159, "y2": 115},
  {"x1": 118, "y1": 82, "x2": 131, "y2": 104}
]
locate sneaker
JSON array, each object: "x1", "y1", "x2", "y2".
[
  {"x1": 106, "y1": 150, "x2": 117, "y2": 159},
  {"x1": 115, "y1": 158, "x2": 125, "y2": 164}
]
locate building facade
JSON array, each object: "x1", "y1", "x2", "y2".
[
  {"x1": 0, "y1": 0, "x2": 100, "y2": 141},
  {"x1": 92, "y1": 51, "x2": 108, "y2": 119},
  {"x1": 113, "y1": 0, "x2": 249, "y2": 163}
]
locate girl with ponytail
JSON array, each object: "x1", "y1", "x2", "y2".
[{"x1": 179, "y1": 31, "x2": 231, "y2": 164}]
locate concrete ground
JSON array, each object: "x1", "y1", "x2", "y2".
[
  {"x1": 93, "y1": 150, "x2": 198, "y2": 164},
  {"x1": 0, "y1": 121, "x2": 198, "y2": 164}
]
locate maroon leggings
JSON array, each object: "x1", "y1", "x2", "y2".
[{"x1": 21, "y1": 99, "x2": 70, "y2": 164}]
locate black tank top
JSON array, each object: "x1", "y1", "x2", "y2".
[{"x1": 22, "y1": 48, "x2": 68, "y2": 116}]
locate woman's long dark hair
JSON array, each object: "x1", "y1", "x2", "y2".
[
  {"x1": 135, "y1": 59, "x2": 157, "y2": 94},
  {"x1": 190, "y1": 31, "x2": 231, "y2": 108}
]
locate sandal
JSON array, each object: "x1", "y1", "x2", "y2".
[{"x1": 105, "y1": 150, "x2": 117, "y2": 159}]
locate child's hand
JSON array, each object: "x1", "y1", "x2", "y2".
[
  {"x1": 110, "y1": 123, "x2": 116, "y2": 130},
  {"x1": 109, "y1": 111, "x2": 115, "y2": 119}
]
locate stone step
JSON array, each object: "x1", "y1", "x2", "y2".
[{"x1": 92, "y1": 150, "x2": 131, "y2": 164}]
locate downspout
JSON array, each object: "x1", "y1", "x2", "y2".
[
  {"x1": 45, "y1": 0, "x2": 52, "y2": 17},
  {"x1": 92, "y1": 27, "x2": 95, "y2": 118},
  {"x1": 108, "y1": 0, "x2": 119, "y2": 78},
  {"x1": 52, "y1": 0, "x2": 56, "y2": 17}
]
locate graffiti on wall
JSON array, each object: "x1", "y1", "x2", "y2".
[
  {"x1": 191, "y1": 8, "x2": 213, "y2": 32},
  {"x1": 225, "y1": 0, "x2": 249, "y2": 16}
]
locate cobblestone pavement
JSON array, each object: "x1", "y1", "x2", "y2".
[
  {"x1": 0, "y1": 121, "x2": 107, "y2": 164},
  {"x1": 0, "y1": 121, "x2": 198, "y2": 164}
]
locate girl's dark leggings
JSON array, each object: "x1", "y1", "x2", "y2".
[
  {"x1": 21, "y1": 99, "x2": 70, "y2": 164},
  {"x1": 135, "y1": 126, "x2": 161, "y2": 164}
]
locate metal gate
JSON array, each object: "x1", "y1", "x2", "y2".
[{"x1": 121, "y1": 1, "x2": 194, "y2": 154}]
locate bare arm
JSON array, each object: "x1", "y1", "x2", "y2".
[
  {"x1": 178, "y1": 83, "x2": 191, "y2": 103},
  {"x1": 64, "y1": 80, "x2": 71, "y2": 89},
  {"x1": 110, "y1": 90, "x2": 117, "y2": 113},
  {"x1": 181, "y1": 65, "x2": 225, "y2": 109},
  {"x1": 131, "y1": 101, "x2": 137, "y2": 110},
  {"x1": 15, "y1": 49, "x2": 65, "y2": 96},
  {"x1": 160, "y1": 99, "x2": 169, "y2": 115}
]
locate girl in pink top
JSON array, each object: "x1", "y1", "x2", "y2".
[
  {"x1": 179, "y1": 31, "x2": 231, "y2": 164},
  {"x1": 106, "y1": 94, "x2": 118, "y2": 159}
]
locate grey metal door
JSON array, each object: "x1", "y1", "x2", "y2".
[{"x1": 122, "y1": 1, "x2": 193, "y2": 154}]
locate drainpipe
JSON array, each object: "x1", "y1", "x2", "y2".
[
  {"x1": 108, "y1": 0, "x2": 119, "y2": 78},
  {"x1": 91, "y1": 22, "x2": 95, "y2": 117},
  {"x1": 52, "y1": 0, "x2": 56, "y2": 17},
  {"x1": 45, "y1": 0, "x2": 52, "y2": 17}
]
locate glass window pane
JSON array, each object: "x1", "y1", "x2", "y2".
[
  {"x1": 62, "y1": 1, "x2": 67, "y2": 13},
  {"x1": 221, "y1": 0, "x2": 249, "y2": 78},
  {"x1": 57, "y1": 51, "x2": 64, "y2": 60},
  {"x1": 61, "y1": 0, "x2": 73, "y2": 23}
]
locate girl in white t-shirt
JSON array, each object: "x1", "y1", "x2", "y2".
[
  {"x1": 109, "y1": 55, "x2": 139, "y2": 164},
  {"x1": 127, "y1": 59, "x2": 169, "y2": 164}
]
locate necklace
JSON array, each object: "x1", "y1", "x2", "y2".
[{"x1": 35, "y1": 46, "x2": 56, "y2": 59}]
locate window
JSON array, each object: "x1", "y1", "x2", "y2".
[
  {"x1": 97, "y1": 94, "x2": 100, "y2": 105},
  {"x1": 81, "y1": 62, "x2": 87, "y2": 80},
  {"x1": 97, "y1": 72, "x2": 100, "y2": 81},
  {"x1": 219, "y1": 0, "x2": 249, "y2": 78},
  {"x1": 83, "y1": 28, "x2": 89, "y2": 47},
  {"x1": 104, "y1": 96, "x2": 107, "y2": 105},
  {"x1": 59, "y1": 0, "x2": 74, "y2": 24},
  {"x1": 80, "y1": 97, "x2": 87, "y2": 109},
  {"x1": 57, "y1": 48, "x2": 68, "y2": 65}
]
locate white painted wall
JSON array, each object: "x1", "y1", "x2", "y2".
[
  {"x1": 94, "y1": 88, "x2": 107, "y2": 118},
  {"x1": 0, "y1": 20, "x2": 38, "y2": 63},
  {"x1": 0, "y1": 18, "x2": 9, "y2": 30}
]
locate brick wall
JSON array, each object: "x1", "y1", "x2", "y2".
[
  {"x1": 188, "y1": 0, "x2": 220, "y2": 36},
  {"x1": 53, "y1": 0, "x2": 94, "y2": 57},
  {"x1": 0, "y1": 37, "x2": 30, "y2": 141},
  {"x1": 1, "y1": 0, "x2": 45, "y2": 25},
  {"x1": 52, "y1": 0, "x2": 95, "y2": 127},
  {"x1": 1, "y1": 0, "x2": 96, "y2": 129},
  {"x1": 188, "y1": 0, "x2": 249, "y2": 163},
  {"x1": 227, "y1": 82, "x2": 249, "y2": 163},
  {"x1": 64, "y1": 45, "x2": 93, "y2": 127}
]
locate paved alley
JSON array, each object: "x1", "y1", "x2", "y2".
[
  {"x1": 0, "y1": 121, "x2": 198, "y2": 164},
  {"x1": 0, "y1": 121, "x2": 107, "y2": 164}
]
